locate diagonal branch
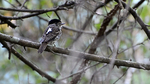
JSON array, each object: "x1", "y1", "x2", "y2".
[
  {"x1": 0, "y1": 19, "x2": 17, "y2": 28},
  {"x1": 69, "y1": 1, "x2": 110, "y2": 47},
  {"x1": 70, "y1": 4, "x2": 121, "y2": 84},
  {"x1": 0, "y1": 40, "x2": 56, "y2": 82},
  {"x1": 89, "y1": 5, "x2": 120, "y2": 54},
  {"x1": 114, "y1": 0, "x2": 150, "y2": 39}
]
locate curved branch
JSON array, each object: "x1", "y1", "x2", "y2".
[{"x1": 0, "y1": 32, "x2": 150, "y2": 70}]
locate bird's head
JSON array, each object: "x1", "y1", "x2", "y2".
[{"x1": 48, "y1": 19, "x2": 65, "y2": 27}]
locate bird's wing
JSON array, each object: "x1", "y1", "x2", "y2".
[{"x1": 40, "y1": 24, "x2": 60, "y2": 43}]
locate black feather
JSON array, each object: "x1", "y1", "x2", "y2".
[
  {"x1": 38, "y1": 19, "x2": 62, "y2": 53},
  {"x1": 48, "y1": 19, "x2": 61, "y2": 25}
]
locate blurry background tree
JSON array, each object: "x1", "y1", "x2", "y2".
[{"x1": 0, "y1": 0, "x2": 150, "y2": 84}]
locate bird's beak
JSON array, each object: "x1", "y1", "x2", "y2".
[{"x1": 61, "y1": 23, "x2": 65, "y2": 25}]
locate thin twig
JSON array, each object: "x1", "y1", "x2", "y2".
[
  {"x1": 54, "y1": 11, "x2": 61, "y2": 20},
  {"x1": 113, "y1": 68, "x2": 129, "y2": 84},
  {"x1": 62, "y1": 26, "x2": 97, "y2": 35},
  {"x1": 115, "y1": 0, "x2": 150, "y2": 40},
  {"x1": 4, "y1": 0, "x2": 16, "y2": 8},
  {"x1": 58, "y1": 62, "x2": 100, "y2": 81},
  {"x1": 15, "y1": 0, "x2": 29, "y2": 16},
  {"x1": 90, "y1": 64, "x2": 107, "y2": 84},
  {"x1": 118, "y1": 38, "x2": 148, "y2": 54}
]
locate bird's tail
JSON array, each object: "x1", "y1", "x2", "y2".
[{"x1": 38, "y1": 43, "x2": 47, "y2": 53}]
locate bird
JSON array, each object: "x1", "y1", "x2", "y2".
[{"x1": 38, "y1": 19, "x2": 64, "y2": 53}]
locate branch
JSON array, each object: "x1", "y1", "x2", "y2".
[
  {"x1": 90, "y1": 0, "x2": 145, "y2": 53},
  {"x1": 0, "y1": 32, "x2": 150, "y2": 70},
  {"x1": 0, "y1": 19, "x2": 17, "y2": 28},
  {"x1": 0, "y1": 12, "x2": 46, "y2": 20},
  {"x1": 69, "y1": 2, "x2": 107, "y2": 47},
  {"x1": 0, "y1": 40, "x2": 56, "y2": 82},
  {"x1": 70, "y1": 4, "x2": 121, "y2": 84},
  {"x1": 62, "y1": 26, "x2": 97, "y2": 35},
  {"x1": 114, "y1": 0, "x2": 150, "y2": 39},
  {"x1": 0, "y1": 7, "x2": 65, "y2": 12},
  {"x1": 0, "y1": 1, "x2": 75, "y2": 20},
  {"x1": 0, "y1": 1, "x2": 75, "y2": 12},
  {"x1": 89, "y1": 4, "x2": 120, "y2": 54}
]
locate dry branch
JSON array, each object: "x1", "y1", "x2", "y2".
[
  {"x1": 114, "y1": 0, "x2": 150, "y2": 39},
  {"x1": 0, "y1": 40, "x2": 56, "y2": 83},
  {"x1": 0, "y1": 32, "x2": 150, "y2": 70}
]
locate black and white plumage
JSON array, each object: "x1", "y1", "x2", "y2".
[{"x1": 38, "y1": 19, "x2": 64, "y2": 53}]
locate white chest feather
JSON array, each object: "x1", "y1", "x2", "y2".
[{"x1": 46, "y1": 28, "x2": 52, "y2": 34}]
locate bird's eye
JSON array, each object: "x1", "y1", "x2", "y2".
[{"x1": 57, "y1": 22, "x2": 62, "y2": 26}]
